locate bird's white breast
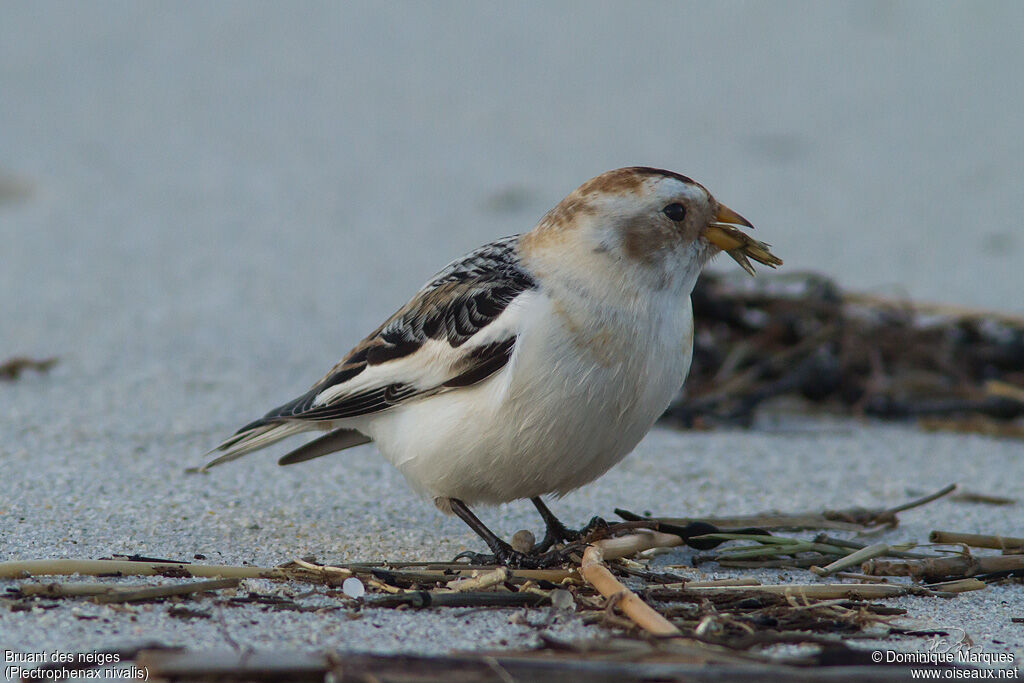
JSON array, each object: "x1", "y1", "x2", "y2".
[{"x1": 359, "y1": 287, "x2": 694, "y2": 506}]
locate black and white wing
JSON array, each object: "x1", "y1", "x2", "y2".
[{"x1": 203, "y1": 235, "x2": 537, "y2": 469}]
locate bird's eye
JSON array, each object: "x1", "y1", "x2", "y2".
[{"x1": 663, "y1": 203, "x2": 686, "y2": 222}]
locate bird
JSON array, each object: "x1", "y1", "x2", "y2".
[{"x1": 202, "y1": 167, "x2": 781, "y2": 567}]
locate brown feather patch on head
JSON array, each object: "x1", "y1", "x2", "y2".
[
  {"x1": 620, "y1": 215, "x2": 677, "y2": 265},
  {"x1": 577, "y1": 167, "x2": 701, "y2": 198},
  {"x1": 576, "y1": 168, "x2": 650, "y2": 197}
]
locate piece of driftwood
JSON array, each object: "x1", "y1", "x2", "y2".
[
  {"x1": 928, "y1": 531, "x2": 1024, "y2": 551},
  {"x1": 862, "y1": 554, "x2": 1024, "y2": 581},
  {"x1": 665, "y1": 271, "x2": 1024, "y2": 432}
]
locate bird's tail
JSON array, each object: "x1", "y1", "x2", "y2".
[
  {"x1": 200, "y1": 421, "x2": 312, "y2": 471},
  {"x1": 200, "y1": 421, "x2": 372, "y2": 471}
]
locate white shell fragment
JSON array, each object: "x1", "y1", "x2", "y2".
[
  {"x1": 342, "y1": 577, "x2": 365, "y2": 599},
  {"x1": 549, "y1": 588, "x2": 574, "y2": 611}
]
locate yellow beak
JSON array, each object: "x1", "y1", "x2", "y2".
[{"x1": 703, "y1": 202, "x2": 782, "y2": 276}]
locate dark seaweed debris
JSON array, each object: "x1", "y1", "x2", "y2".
[{"x1": 665, "y1": 271, "x2": 1024, "y2": 431}]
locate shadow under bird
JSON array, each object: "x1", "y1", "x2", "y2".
[{"x1": 202, "y1": 167, "x2": 781, "y2": 567}]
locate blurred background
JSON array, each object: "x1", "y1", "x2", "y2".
[{"x1": 2, "y1": 0, "x2": 1023, "y2": 442}]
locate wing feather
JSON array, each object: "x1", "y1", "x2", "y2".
[{"x1": 204, "y1": 235, "x2": 536, "y2": 468}]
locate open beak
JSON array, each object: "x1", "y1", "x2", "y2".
[{"x1": 703, "y1": 202, "x2": 783, "y2": 276}]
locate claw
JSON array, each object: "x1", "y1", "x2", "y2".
[
  {"x1": 452, "y1": 550, "x2": 498, "y2": 564},
  {"x1": 577, "y1": 516, "x2": 610, "y2": 540},
  {"x1": 503, "y1": 543, "x2": 585, "y2": 569}
]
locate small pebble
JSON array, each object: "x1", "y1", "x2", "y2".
[{"x1": 511, "y1": 530, "x2": 536, "y2": 553}]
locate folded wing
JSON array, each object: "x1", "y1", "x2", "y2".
[{"x1": 202, "y1": 236, "x2": 535, "y2": 470}]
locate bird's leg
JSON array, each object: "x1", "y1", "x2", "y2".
[
  {"x1": 448, "y1": 498, "x2": 581, "y2": 568},
  {"x1": 447, "y1": 498, "x2": 518, "y2": 564},
  {"x1": 530, "y1": 497, "x2": 578, "y2": 552},
  {"x1": 530, "y1": 497, "x2": 609, "y2": 552}
]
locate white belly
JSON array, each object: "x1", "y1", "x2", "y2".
[{"x1": 360, "y1": 292, "x2": 694, "y2": 506}]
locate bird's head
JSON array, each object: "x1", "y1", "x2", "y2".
[{"x1": 522, "y1": 167, "x2": 781, "y2": 295}]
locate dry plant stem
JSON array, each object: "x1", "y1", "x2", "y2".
[
  {"x1": 716, "y1": 557, "x2": 831, "y2": 569},
  {"x1": 288, "y1": 558, "x2": 355, "y2": 582},
  {"x1": 639, "y1": 484, "x2": 957, "y2": 534},
  {"x1": 436, "y1": 568, "x2": 576, "y2": 583},
  {"x1": 672, "y1": 584, "x2": 928, "y2": 599},
  {"x1": 580, "y1": 532, "x2": 683, "y2": 637},
  {"x1": 833, "y1": 572, "x2": 890, "y2": 583},
  {"x1": 811, "y1": 544, "x2": 891, "y2": 577},
  {"x1": 445, "y1": 567, "x2": 508, "y2": 592},
  {"x1": 650, "y1": 512, "x2": 865, "y2": 532},
  {"x1": 860, "y1": 483, "x2": 957, "y2": 523},
  {"x1": 862, "y1": 554, "x2": 1024, "y2": 579},
  {"x1": 673, "y1": 578, "x2": 761, "y2": 589},
  {"x1": 13, "y1": 582, "x2": 122, "y2": 598},
  {"x1": 906, "y1": 488, "x2": 1017, "y2": 506},
  {"x1": 928, "y1": 531, "x2": 1024, "y2": 551},
  {"x1": 92, "y1": 578, "x2": 240, "y2": 604},
  {"x1": 0, "y1": 559, "x2": 302, "y2": 581},
  {"x1": 814, "y1": 534, "x2": 928, "y2": 559},
  {"x1": 10, "y1": 578, "x2": 240, "y2": 603},
  {"x1": 985, "y1": 379, "x2": 1024, "y2": 403},
  {"x1": 594, "y1": 530, "x2": 685, "y2": 561},
  {"x1": 923, "y1": 578, "x2": 987, "y2": 593}
]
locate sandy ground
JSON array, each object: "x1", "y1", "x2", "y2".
[{"x1": 2, "y1": 0, "x2": 1023, "y2": 671}]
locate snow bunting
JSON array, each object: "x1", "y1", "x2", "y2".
[{"x1": 203, "y1": 167, "x2": 781, "y2": 566}]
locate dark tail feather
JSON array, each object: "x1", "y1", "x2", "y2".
[{"x1": 277, "y1": 428, "x2": 372, "y2": 466}]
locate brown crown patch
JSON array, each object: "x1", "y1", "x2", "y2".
[{"x1": 577, "y1": 167, "x2": 699, "y2": 198}]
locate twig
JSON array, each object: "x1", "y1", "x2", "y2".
[
  {"x1": 445, "y1": 567, "x2": 508, "y2": 592},
  {"x1": 580, "y1": 532, "x2": 683, "y2": 637},
  {"x1": 881, "y1": 484, "x2": 958, "y2": 516}
]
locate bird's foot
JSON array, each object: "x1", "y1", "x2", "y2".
[
  {"x1": 574, "y1": 515, "x2": 610, "y2": 541},
  {"x1": 531, "y1": 515, "x2": 610, "y2": 553},
  {"x1": 454, "y1": 541, "x2": 584, "y2": 569}
]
